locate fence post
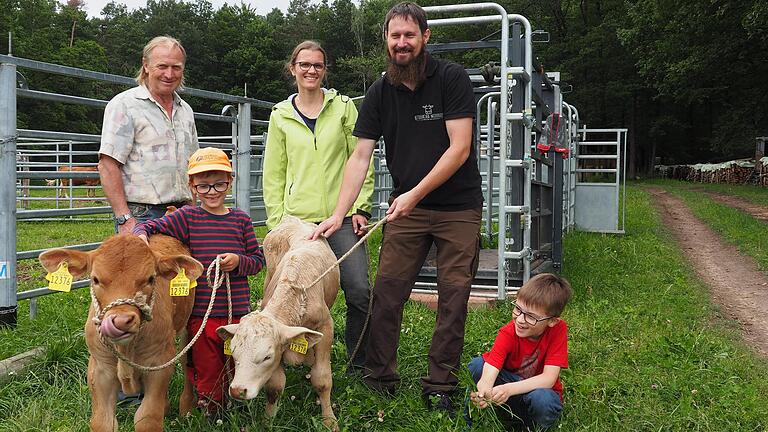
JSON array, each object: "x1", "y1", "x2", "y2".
[
  {"x1": 0, "y1": 61, "x2": 18, "y2": 328},
  {"x1": 235, "y1": 102, "x2": 251, "y2": 216}
]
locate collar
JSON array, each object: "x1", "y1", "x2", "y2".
[
  {"x1": 425, "y1": 51, "x2": 438, "y2": 77},
  {"x1": 135, "y1": 84, "x2": 182, "y2": 106}
]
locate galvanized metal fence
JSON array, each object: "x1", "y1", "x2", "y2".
[{"x1": 2, "y1": 2, "x2": 627, "y2": 327}]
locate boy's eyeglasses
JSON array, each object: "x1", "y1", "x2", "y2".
[
  {"x1": 193, "y1": 181, "x2": 230, "y2": 194},
  {"x1": 294, "y1": 62, "x2": 326, "y2": 72},
  {"x1": 511, "y1": 302, "x2": 553, "y2": 326}
]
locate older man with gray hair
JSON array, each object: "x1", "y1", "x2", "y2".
[{"x1": 99, "y1": 35, "x2": 199, "y2": 234}]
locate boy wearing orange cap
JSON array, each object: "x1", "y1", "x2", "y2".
[{"x1": 134, "y1": 147, "x2": 265, "y2": 414}]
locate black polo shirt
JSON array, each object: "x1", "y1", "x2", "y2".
[{"x1": 354, "y1": 53, "x2": 483, "y2": 211}]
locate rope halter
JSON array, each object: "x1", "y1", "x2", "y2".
[{"x1": 90, "y1": 285, "x2": 156, "y2": 328}]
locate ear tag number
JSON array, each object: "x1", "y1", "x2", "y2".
[
  {"x1": 46, "y1": 262, "x2": 73, "y2": 293},
  {"x1": 223, "y1": 339, "x2": 232, "y2": 355},
  {"x1": 170, "y1": 269, "x2": 192, "y2": 297},
  {"x1": 289, "y1": 335, "x2": 309, "y2": 355}
]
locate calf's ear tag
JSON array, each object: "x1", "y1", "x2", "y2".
[
  {"x1": 223, "y1": 339, "x2": 232, "y2": 356},
  {"x1": 46, "y1": 262, "x2": 73, "y2": 293},
  {"x1": 170, "y1": 268, "x2": 191, "y2": 296},
  {"x1": 288, "y1": 335, "x2": 309, "y2": 355}
]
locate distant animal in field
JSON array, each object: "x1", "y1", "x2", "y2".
[
  {"x1": 45, "y1": 166, "x2": 100, "y2": 198},
  {"x1": 39, "y1": 234, "x2": 203, "y2": 431},
  {"x1": 217, "y1": 216, "x2": 340, "y2": 430}
]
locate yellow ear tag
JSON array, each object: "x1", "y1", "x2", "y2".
[
  {"x1": 223, "y1": 339, "x2": 232, "y2": 356},
  {"x1": 288, "y1": 335, "x2": 309, "y2": 355},
  {"x1": 169, "y1": 268, "x2": 191, "y2": 297},
  {"x1": 45, "y1": 262, "x2": 73, "y2": 293}
]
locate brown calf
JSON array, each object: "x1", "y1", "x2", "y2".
[
  {"x1": 45, "y1": 166, "x2": 100, "y2": 198},
  {"x1": 39, "y1": 234, "x2": 203, "y2": 432}
]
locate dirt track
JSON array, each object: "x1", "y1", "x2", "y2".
[
  {"x1": 700, "y1": 190, "x2": 768, "y2": 222},
  {"x1": 647, "y1": 187, "x2": 768, "y2": 357}
]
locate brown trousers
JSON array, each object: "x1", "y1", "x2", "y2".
[{"x1": 364, "y1": 206, "x2": 481, "y2": 394}]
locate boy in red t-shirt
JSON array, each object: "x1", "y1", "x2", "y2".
[{"x1": 468, "y1": 273, "x2": 572, "y2": 430}]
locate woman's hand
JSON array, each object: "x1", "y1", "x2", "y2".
[{"x1": 351, "y1": 214, "x2": 369, "y2": 235}]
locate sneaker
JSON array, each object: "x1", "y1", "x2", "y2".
[
  {"x1": 424, "y1": 391, "x2": 456, "y2": 417},
  {"x1": 116, "y1": 390, "x2": 143, "y2": 407}
]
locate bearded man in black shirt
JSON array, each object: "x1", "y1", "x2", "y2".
[{"x1": 311, "y1": 1, "x2": 482, "y2": 414}]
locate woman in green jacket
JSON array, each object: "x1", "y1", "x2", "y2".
[{"x1": 263, "y1": 40, "x2": 375, "y2": 373}]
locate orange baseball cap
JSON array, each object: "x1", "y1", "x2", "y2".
[{"x1": 187, "y1": 147, "x2": 232, "y2": 175}]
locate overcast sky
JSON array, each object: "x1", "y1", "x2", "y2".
[{"x1": 81, "y1": 0, "x2": 294, "y2": 18}]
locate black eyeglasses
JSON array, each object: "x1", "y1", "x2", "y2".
[
  {"x1": 294, "y1": 62, "x2": 326, "y2": 72},
  {"x1": 193, "y1": 181, "x2": 229, "y2": 194},
  {"x1": 511, "y1": 302, "x2": 553, "y2": 326}
]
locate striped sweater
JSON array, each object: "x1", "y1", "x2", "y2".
[{"x1": 133, "y1": 206, "x2": 264, "y2": 317}]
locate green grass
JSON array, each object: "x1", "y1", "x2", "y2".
[{"x1": 2, "y1": 186, "x2": 768, "y2": 431}]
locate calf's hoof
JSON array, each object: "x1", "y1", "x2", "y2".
[{"x1": 322, "y1": 415, "x2": 339, "y2": 432}]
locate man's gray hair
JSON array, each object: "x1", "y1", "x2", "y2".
[{"x1": 135, "y1": 36, "x2": 187, "y2": 88}]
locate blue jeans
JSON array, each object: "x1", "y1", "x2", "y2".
[
  {"x1": 467, "y1": 357, "x2": 562, "y2": 430},
  {"x1": 325, "y1": 217, "x2": 370, "y2": 370}
]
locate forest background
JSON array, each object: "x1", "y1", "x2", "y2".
[{"x1": 1, "y1": 0, "x2": 767, "y2": 176}]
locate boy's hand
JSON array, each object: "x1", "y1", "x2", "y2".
[
  {"x1": 490, "y1": 383, "x2": 517, "y2": 404},
  {"x1": 470, "y1": 381, "x2": 494, "y2": 409},
  {"x1": 470, "y1": 391, "x2": 490, "y2": 409},
  {"x1": 137, "y1": 234, "x2": 149, "y2": 245},
  {"x1": 218, "y1": 253, "x2": 240, "y2": 272}
]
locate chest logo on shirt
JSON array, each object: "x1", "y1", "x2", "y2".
[{"x1": 414, "y1": 104, "x2": 443, "y2": 122}]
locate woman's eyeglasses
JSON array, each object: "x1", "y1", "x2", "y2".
[
  {"x1": 294, "y1": 62, "x2": 326, "y2": 72},
  {"x1": 193, "y1": 181, "x2": 230, "y2": 194}
]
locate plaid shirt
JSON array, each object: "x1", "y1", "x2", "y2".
[{"x1": 99, "y1": 85, "x2": 198, "y2": 205}]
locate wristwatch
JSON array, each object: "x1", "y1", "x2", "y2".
[{"x1": 115, "y1": 213, "x2": 133, "y2": 225}]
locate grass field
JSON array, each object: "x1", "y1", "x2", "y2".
[{"x1": 2, "y1": 183, "x2": 768, "y2": 431}]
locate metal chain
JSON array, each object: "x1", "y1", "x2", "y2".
[{"x1": 0, "y1": 134, "x2": 18, "y2": 145}]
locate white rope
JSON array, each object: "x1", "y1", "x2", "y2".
[{"x1": 100, "y1": 257, "x2": 230, "y2": 372}]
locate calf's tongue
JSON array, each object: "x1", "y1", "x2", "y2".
[{"x1": 99, "y1": 315, "x2": 129, "y2": 339}]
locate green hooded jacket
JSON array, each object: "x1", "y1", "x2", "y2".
[{"x1": 263, "y1": 89, "x2": 375, "y2": 230}]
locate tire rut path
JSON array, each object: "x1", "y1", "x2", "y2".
[{"x1": 647, "y1": 187, "x2": 768, "y2": 357}]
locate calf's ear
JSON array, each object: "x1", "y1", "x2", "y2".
[
  {"x1": 39, "y1": 249, "x2": 91, "y2": 279},
  {"x1": 216, "y1": 324, "x2": 239, "y2": 341},
  {"x1": 280, "y1": 325, "x2": 324, "y2": 348},
  {"x1": 158, "y1": 255, "x2": 204, "y2": 282}
]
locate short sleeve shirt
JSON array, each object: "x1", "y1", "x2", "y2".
[
  {"x1": 483, "y1": 319, "x2": 569, "y2": 400},
  {"x1": 353, "y1": 53, "x2": 483, "y2": 211},
  {"x1": 99, "y1": 85, "x2": 199, "y2": 205}
]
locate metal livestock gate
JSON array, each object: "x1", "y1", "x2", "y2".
[{"x1": 1, "y1": 2, "x2": 626, "y2": 327}]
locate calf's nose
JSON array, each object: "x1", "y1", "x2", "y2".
[
  {"x1": 229, "y1": 385, "x2": 247, "y2": 399},
  {"x1": 113, "y1": 314, "x2": 137, "y2": 331}
]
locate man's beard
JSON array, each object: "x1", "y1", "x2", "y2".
[{"x1": 386, "y1": 47, "x2": 427, "y2": 88}]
